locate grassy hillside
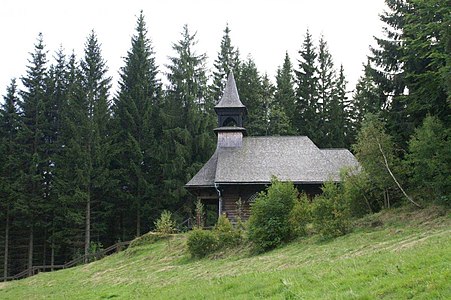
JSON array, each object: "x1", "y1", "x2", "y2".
[{"x1": 1, "y1": 206, "x2": 450, "y2": 299}]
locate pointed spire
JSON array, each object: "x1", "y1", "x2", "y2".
[
  {"x1": 215, "y1": 72, "x2": 245, "y2": 108},
  {"x1": 213, "y1": 71, "x2": 247, "y2": 140}
]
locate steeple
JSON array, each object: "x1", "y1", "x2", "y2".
[
  {"x1": 214, "y1": 72, "x2": 247, "y2": 147},
  {"x1": 215, "y1": 72, "x2": 247, "y2": 128}
]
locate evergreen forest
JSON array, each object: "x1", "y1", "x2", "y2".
[{"x1": 1, "y1": 0, "x2": 449, "y2": 278}]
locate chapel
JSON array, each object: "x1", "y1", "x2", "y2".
[{"x1": 185, "y1": 73, "x2": 358, "y2": 223}]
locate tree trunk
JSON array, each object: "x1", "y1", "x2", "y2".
[
  {"x1": 28, "y1": 226, "x2": 33, "y2": 276},
  {"x1": 51, "y1": 221, "x2": 55, "y2": 270},
  {"x1": 386, "y1": 190, "x2": 390, "y2": 209},
  {"x1": 120, "y1": 212, "x2": 124, "y2": 242},
  {"x1": 51, "y1": 239, "x2": 55, "y2": 271},
  {"x1": 136, "y1": 207, "x2": 141, "y2": 237},
  {"x1": 3, "y1": 204, "x2": 9, "y2": 280},
  {"x1": 363, "y1": 194, "x2": 373, "y2": 213},
  {"x1": 85, "y1": 192, "x2": 91, "y2": 263},
  {"x1": 136, "y1": 177, "x2": 141, "y2": 237},
  {"x1": 383, "y1": 189, "x2": 388, "y2": 209},
  {"x1": 42, "y1": 228, "x2": 47, "y2": 266}
]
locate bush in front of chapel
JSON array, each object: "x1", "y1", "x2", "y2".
[{"x1": 248, "y1": 178, "x2": 297, "y2": 252}]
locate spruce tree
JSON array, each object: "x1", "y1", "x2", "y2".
[
  {"x1": 112, "y1": 12, "x2": 162, "y2": 237},
  {"x1": 44, "y1": 47, "x2": 69, "y2": 265},
  {"x1": 316, "y1": 36, "x2": 339, "y2": 147},
  {"x1": 260, "y1": 74, "x2": 275, "y2": 135},
  {"x1": 317, "y1": 35, "x2": 336, "y2": 147},
  {"x1": 54, "y1": 52, "x2": 89, "y2": 262},
  {"x1": 368, "y1": 0, "x2": 413, "y2": 147},
  {"x1": 210, "y1": 24, "x2": 240, "y2": 104},
  {"x1": 327, "y1": 65, "x2": 349, "y2": 148},
  {"x1": 352, "y1": 61, "x2": 383, "y2": 127},
  {"x1": 267, "y1": 74, "x2": 291, "y2": 136},
  {"x1": 162, "y1": 24, "x2": 215, "y2": 212},
  {"x1": 79, "y1": 31, "x2": 112, "y2": 258},
  {"x1": 295, "y1": 29, "x2": 319, "y2": 142},
  {"x1": 402, "y1": 0, "x2": 450, "y2": 126},
  {"x1": 18, "y1": 33, "x2": 49, "y2": 273},
  {"x1": 274, "y1": 52, "x2": 296, "y2": 134},
  {"x1": 0, "y1": 79, "x2": 21, "y2": 278},
  {"x1": 368, "y1": 0, "x2": 450, "y2": 149},
  {"x1": 235, "y1": 56, "x2": 266, "y2": 135},
  {"x1": 369, "y1": 0, "x2": 408, "y2": 105}
]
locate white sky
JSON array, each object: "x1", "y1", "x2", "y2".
[{"x1": 0, "y1": 0, "x2": 386, "y2": 98}]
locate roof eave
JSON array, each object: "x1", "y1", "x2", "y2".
[
  {"x1": 185, "y1": 184, "x2": 216, "y2": 188},
  {"x1": 214, "y1": 180, "x2": 340, "y2": 185}
]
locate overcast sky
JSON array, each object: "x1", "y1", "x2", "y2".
[{"x1": 1, "y1": 0, "x2": 387, "y2": 98}]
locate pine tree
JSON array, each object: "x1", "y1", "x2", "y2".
[
  {"x1": 210, "y1": 24, "x2": 240, "y2": 104},
  {"x1": 0, "y1": 79, "x2": 21, "y2": 278},
  {"x1": 162, "y1": 24, "x2": 215, "y2": 212},
  {"x1": 79, "y1": 31, "x2": 112, "y2": 258},
  {"x1": 260, "y1": 74, "x2": 275, "y2": 135},
  {"x1": 54, "y1": 52, "x2": 89, "y2": 262},
  {"x1": 235, "y1": 56, "x2": 266, "y2": 135},
  {"x1": 112, "y1": 11, "x2": 162, "y2": 238},
  {"x1": 327, "y1": 65, "x2": 348, "y2": 148},
  {"x1": 274, "y1": 52, "x2": 296, "y2": 134},
  {"x1": 267, "y1": 73, "x2": 291, "y2": 136},
  {"x1": 369, "y1": 0, "x2": 413, "y2": 148},
  {"x1": 18, "y1": 33, "x2": 49, "y2": 273},
  {"x1": 369, "y1": 0, "x2": 408, "y2": 105},
  {"x1": 317, "y1": 35, "x2": 336, "y2": 147},
  {"x1": 368, "y1": 0, "x2": 451, "y2": 150},
  {"x1": 352, "y1": 61, "x2": 383, "y2": 128},
  {"x1": 402, "y1": 0, "x2": 450, "y2": 126},
  {"x1": 295, "y1": 29, "x2": 319, "y2": 142},
  {"x1": 43, "y1": 47, "x2": 69, "y2": 265}
]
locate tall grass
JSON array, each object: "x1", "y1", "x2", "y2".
[{"x1": 0, "y1": 206, "x2": 449, "y2": 299}]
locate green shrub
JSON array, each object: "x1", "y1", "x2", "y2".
[
  {"x1": 88, "y1": 241, "x2": 103, "y2": 254},
  {"x1": 289, "y1": 193, "x2": 312, "y2": 237},
  {"x1": 87, "y1": 242, "x2": 104, "y2": 261},
  {"x1": 154, "y1": 210, "x2": 177, "y2": 235},
  {"x1": 248, "y1": 178, "x2": 297, "y2": 252},
  {"x1": 187, "y1": 229, "x2": 218, "y2": 258},
  {"x1": 234, "y1": 198, "x2": 248, "y2": 232},
  {"x1": 195, "y1": 199, "x2": 205, "y2": 228},
  {"x1": 312, "y1": 181, "x2": 350, "y2": 238},
  {"x1": 341, "y1": 168, "x2": 374, "y2": 217},
  {"x1": 214, "y1": 215, "x2": 242, "y2": 248}
]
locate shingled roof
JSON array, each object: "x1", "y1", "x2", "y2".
[
  {"x1": 186, "y1": 136, "x2": 359, "y2": 187},
  {"x1": 215, "y1": 72, "x2": 246, "y2": 109}
]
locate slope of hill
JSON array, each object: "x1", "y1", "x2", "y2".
[{"x1": 0, "y1": 206, "x2": 450, "y2": 299}]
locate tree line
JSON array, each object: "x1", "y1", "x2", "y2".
[{"x1": 1, "y1": 0, "x2": 449, "y2": 277}]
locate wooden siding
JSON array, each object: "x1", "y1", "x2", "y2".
[
  {"x1": 220, "y1": 185, "x2": 264, "y2": 224},
  {"x1": 189, "y1": 183, "x2": 323, "y2": 224},
  {"x1": 217, "y1": 131, "x2": 243, "y2": 148}
]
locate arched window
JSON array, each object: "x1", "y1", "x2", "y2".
[{"x1": 222, "y1": 116, "x2": 238, "y2": 127}]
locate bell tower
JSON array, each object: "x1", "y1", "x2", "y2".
[{"x1": 214, "y1": 72, "x2": 247, "y2": 148}]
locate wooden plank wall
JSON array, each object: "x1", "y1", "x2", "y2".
[
  {"x1": 221, "y1": 185, "x2": 264, "y2": 224},
  {"x1": 193, "y1": 183, "x2": 323, "y2": 224}
]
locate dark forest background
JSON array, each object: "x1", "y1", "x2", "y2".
[{"x1": 1, "y1": 0, "x2": 449, "y2": 277}]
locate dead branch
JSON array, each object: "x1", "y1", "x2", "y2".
[{"x1": 377, "y1": 140, "x2": 422, "y2": 208}]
